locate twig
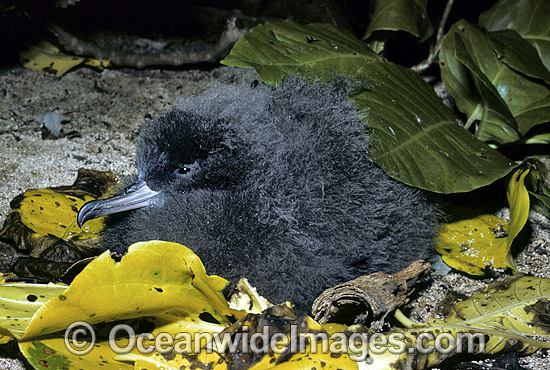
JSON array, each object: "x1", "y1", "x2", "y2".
[
  {"x1": 0, "y1": 125, "x2": 36, "y2": 135},
  {"x1": 412, "y1": 0, "x2": 455, "y2": 73}
]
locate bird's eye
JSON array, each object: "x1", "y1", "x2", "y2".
[
  {"x1": 173, "y1": 161, "x2": 199, "y2": 178},
  {"x1": 176, "y1": 166, "x2": 191, "y2": 175}
]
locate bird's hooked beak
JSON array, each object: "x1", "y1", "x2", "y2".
[{"x1": 77, "y1": 180, "x2": 159, "y2": 228}]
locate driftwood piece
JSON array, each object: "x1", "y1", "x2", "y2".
[
  {"x1": 312, "y1": 260, "x2": 431, "y2": 330},
  {"x1": 55, "y1": 0, "x2": 81, "y2": 7},
  {"x1": 49, "y1": 17, "x2": 248, "y2": 68}
]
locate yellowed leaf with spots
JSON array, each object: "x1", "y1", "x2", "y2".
[
  {"x1": 20, "y1": 339, "x2": 134, "y2": 370},
  {"x1": 436, "y1": 214, "x2": 508, "y2": 275},
  {"x1": 22, "y1": 241, "x2": 242, "y2": 340},
  {"x1": 20, "y1": 41, "x2": 110, "y2": 76},
  {"x1": 19, "y1": 316, "x2": 228, "y2": 370},
  {"x1": 17, "y1": 189, "x2": 103, "y2": 242},
  {"x1": 12, "y1": 241, "x2": 244, "y2": 369},
  {"x1": 0, "y1": 168, "x2": 114, "y2": 261},
  {"x1": 436, "y1": 167, "x2": 530, "y2": 275},
  {"x1": 0, "y1": 276, "x2": 67, "y2": 340}
]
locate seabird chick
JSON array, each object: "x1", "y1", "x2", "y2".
[{"x1": 78, "y1": 78, "x2": 440, "y2": 314}]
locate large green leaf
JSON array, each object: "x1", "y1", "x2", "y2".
[
  {"x1": 440, "y1": 21, "x2": 518, "y2": 144},
  {"x1": 440, "y1": 20, "x2": 550, "y2": 142},
  {"x1": 222, "y1": 20, "x2": 516, "y2": 193},
  {"x1": 490, "y1": 31, "x2": 550, "y2": 134},
  {"x1": 490, "y1": 30, "x2": 550, "y2": 85},
  {"x1": 223, "y1": 20, "x2": 378, "y2": 83},
  {"x1": 349, "y1": 66, "x2": 516, "y2": 193},
  {"x1": 479, "y1": 0, "x2": 550, "y2": 71},
  {"x1": 363, "y1": 0, "x2": 433, "y2": 41}
]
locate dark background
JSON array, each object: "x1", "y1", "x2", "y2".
[{"x1": 0, "y1": 0, "x2": 498, "y2": 68}]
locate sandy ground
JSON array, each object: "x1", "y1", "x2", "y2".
[{"x1": 0, "y1": 65, "x2": 549, "y2": 369}]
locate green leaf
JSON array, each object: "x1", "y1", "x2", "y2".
[
  {"x1": 362, "y1": 0, "x2": 433, "y2": 42},
  {"x1": 440, "y1": 21, "x2": 519, "y2": 144},
  {"x1": 440, "y1": 20, "x2": 550, "y2": 142},
  {"x1": 365, "y1": 39, "x2": 385, "y2": 54},
  {"x1": 523, "y1": 158, "x2": 550, "y2": 217},
  {"x1": 490, "y1": 30, "x2": 550, "y2": 85},
  {"x1": 490, "y1": 31, "x2": 550, "y2": 135},
  {"x1": 479, "y1": 0, "x2": 550, "y2": 71},
  {"x1": 350, "y1": 66, "x2": 516, "y2": 193},
  {"x1": 523, "y1": 132, "x2": 550, "y2": 145},
  {"x1": 530, "y1": 191, "x2": 550, "y2": 217},
  {"x1": 222, "y1": 20, "x2": 379, "y2": 83},
  {"x1": 222, "y1": 20, "x2": 517, "y2": 193}
]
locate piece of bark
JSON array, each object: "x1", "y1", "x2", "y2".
[
  {"x1": 55, "y1": 0, "x2": 81, "y2": 7},
  {"x1": 49, "y1": 17, "x2": 248, "y2": 68},
  {"x1": 312, "y1": 260, "x2": 431, "y2": 330}
]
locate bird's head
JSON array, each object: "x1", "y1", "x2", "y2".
[{"x1": 77, "y1": 109, "x2": 242, "y2": 228}]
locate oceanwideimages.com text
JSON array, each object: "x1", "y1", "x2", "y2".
[{"x1": 65, "y1": 321, "x2": 486, "y2": 361}]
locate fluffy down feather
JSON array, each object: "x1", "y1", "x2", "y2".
[{"x1": 100, "y1": 78, "x2": 440, "y2": 314}]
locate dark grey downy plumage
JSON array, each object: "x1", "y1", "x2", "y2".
[{"x1": 78, "y1": 78, "x2": 440, "y2": 314}]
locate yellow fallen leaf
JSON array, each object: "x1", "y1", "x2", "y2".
[
  {"x1": 13, "y1": 241, "x2": 245, "y2": 369},
  {"x1": 436, "y1": 215, "x2": 508, "y2": 275},
  {"x1": 16, "y1": 189, "x2": 103, "y2": 242},
  {"x1": 0, "y1": 168, "x2": 114, "y2": 261},
  {"x1": 22, "y1": 241, "x2": 241, "y2": 340},
  {"x1": 20, "y1": 340, "x2": 133, "y2": 370},
  {"x1": 0, "y1": 273, "x2": 67, "y2": 344},
  {"x1": 436, "y1": 168, "x2": 530, "y2": 275},
  {"x1": 84, "y1": 57, "x2": 111, "y2": 69},
  {"x1": 0, "y1": 278, "x2": 67, "y2": 339},
  {"x1": 20, "y1": 41, "x2": 109, "y2": 76},
  {"x1": 116, "y1": 307, "x2": 359, "y2": 370},
  {"x1": 505, "y1": 168, "x2": 530, "y2": 273}
]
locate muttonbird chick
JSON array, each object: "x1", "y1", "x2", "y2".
[{"x1": 78, "y1": 78, "x2": 440, "y2": 314}]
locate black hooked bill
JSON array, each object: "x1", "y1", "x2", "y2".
[{"x1": 77, "y1": 180, "x2": 159, "y2": 228}]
